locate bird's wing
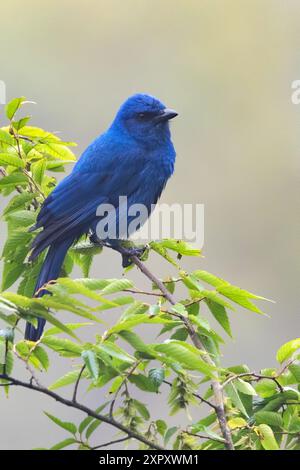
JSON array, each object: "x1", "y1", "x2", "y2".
[{"x1": 30, "y1": 158, "x2": 147, "y2": 259}]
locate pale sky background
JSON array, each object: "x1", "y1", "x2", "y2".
[{"x1": 0, "y1": 0, "x2": 299, "y2": 449}]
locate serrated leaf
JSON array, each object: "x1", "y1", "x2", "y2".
[
  {"x1": 50, "y1": 438, "x2": 77, "y2": 450},
  {"x1": 0, "y1": 173, "x2": 28, "y2": 189},
  {"x1": 44, "y1": 412, "x2": 77, "y2": 435},
  {"x1": 225, "y1": 382, "x2": 249, "y2": 417},
  {"x1": 132, "y1": 399, "x2": 150, "y2": 420},
  {"x1": 42, "y1": 336, "x2": 82, "y2": 356},
  {"x1": 0, "y1": 153, "x2": 25, "y2": 168},
  {"x1": 205, "y1": 299, "x2": 232, "y2": 337},
  {"x1": 3, "y1": 192, "x2": 37, "y2": 216},
  {"x1": 235, "y1": 378, "x2": 257, "y2": 396},
  {"x1": 82, "y1": 349, "x2": 99, "y2": 380},
  {"x1": 276, "y1": 338, "x2": 300, "y2": 364},
  {"x1": 32, "y1": 345, "x2": 49, "y2": 370},
  {"x1": 217, "y1": 285, "x2": 266, "y2": 314},
  {"x1": 148, "y1": 368, "x2": 165, "y2": 389},
  {"x1": 154, "y1": 341, "x2": 216, "y2": 378},
  {"x1": 31, "y1": 159, "x2": 46, "y2": 185},
  {"x1": 96, "y1": 342, "x2": 135, "y2": 364},
  {"x1": 78, "y1": 402, "x2": 109, "y2": 435},
  {"x1": 49, "y1": 369, "x2": 84, "y2": 390},
  {"x1": 255, "y1": 379, "x2": 277, "y2": 398},
  {"x1": 192, "y1": 270, "x2": 226, "y2": 288},
  {"x1": 5, "y1": 97, "x2": 25, "y2": 120},
  {"x1": 255, "y1": 411, "x2": 283, "y2": 428}
]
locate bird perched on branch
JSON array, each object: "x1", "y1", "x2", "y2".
[{"x1": 25, "y1": 93, "x2": 177, "y2": 341}]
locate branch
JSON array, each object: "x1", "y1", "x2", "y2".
[
  {"x1": 92, "y1": 436, "x2": 130, "y2": 450},
  {"x1": 130, "y1": 254, "x2": 234, "y2": 451},
  {"x1": 222, "y1": 360, "x2": 294, "y2": 392},
  {"x1": 72, "y1": 365, "x2": 86, "y2": 403},
  {"x1": 0, "y1": 374, "x2": 163, "y2": 451}
]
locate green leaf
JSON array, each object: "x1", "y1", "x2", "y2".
[
  {"x1": 156, "y1": 419, "x2": 167, "y2": 437},
  {"x1": 276, "y1": 338, "x2": 300, "y2": 364},
  {"x1": 44, "y1": 412, "x2": 77, "y2": 435},
  {"x1": 164, "y1": 426, "x2": 178, "y2": 446},
  {"x1": 148, "y1": 368, "x2": 165, "y2": 389},
  {"x1": 96, "y1": 342, "x2": 135, "y2": 364},
  {"x1": 108, "y1": 313, "x2": 173, "y2": 335},
  {"x1": 100, "y1": 278, "x2": 134, "y2": 294},
  {"x1": 192, "y1": 270, "x2": 226, "y2": 288},
  {"x1": 224, "y1": 382, "x2": 249, "y2": 417},
  {"x1": 289, "y1": 364, "x2": 300, "y2": 382},
  {"x1": 2, "y1": 261, "x2": 25, "y2": 290},
  {"x1": 49, "y1": 369, "x2": 84, "y2": 390},
  {"x1": 81, "y1": 350, "x2": 100, "y2": 380},
  {"x1": 118, "y1": 330, "x2": 156, "y2": 358},
  {"x1": 217, "y1": 285, "x2": 266, "y2": 314},
  {"x1": 44, "y1": 322, "x2": 92, "y2": 336},
  {"x1": 0, "y1": 173, "x2": 28, "y2": 189},
  {"x1": 154, "y1": 341, "x2": 216, "y2": 378},
  {"x1": 255, "y1": 411, "x2": 283, "y2": 428},
  {"x1": 5, "y1": 97, "x2": 26, "y2": 120},
  {"x1": 78, "y1": 402, "x2": 109, "y2": 435},
  {"x1": 31, "y1": 159, "x2": 46, "y2": 185},
  {"x1": 0, "y1": 153, "x2": 25, "y2": 168},
  {"x1": 50, "y1": 438, "x2": 77, "y2": 450},
  {"x1": 33, "y1": 345, "x2": 49, "y2": 370},
  {"x1": 157, "y1": 239, "x2": 201, "y2": 256},
  {"x1": 235, "y1": 378, "x2": 257, "y2": 396},
  {"x1": 205, "y1": 299, "x2": 232, "y2": 337},
  {"x1": 129, "y1": 374, "x2": 158, "y2": 392},
  {"x1": 42, "y1": 336, "x2": 82, "y2": 356},
  {"x1": 132, "y1": 399, "x2": 150, "y2": 420},
  {"x1": 228, "y1": 417, "x2": 247, "y2": 429},
  {"x1": 0, "y1": 129, "x2": 14, "y2": 146},
  {"x1": 12, "y1": 116, "x2": 31, "y2": 131},
  {"x1": 5, "y1": 209, "x2": 36, "y2": 227},
  {"x1": 56, "y1": 278, "x2": 118, "y2": 308},
  {"x1": 29, "y1": 307, "x2": 79, "y2": 340},
  {"x1": 197, "y1": 290, "x2": 234, "y2": 310},
  {"x1": 257, "y1": 424, "x2": 279, "y2": 450},
  {"x1": 3, "y1": 192, "x2": 37, "y2": 216},
  {"x1": 255, "y1": 379, "x2": 277, "y2": 398}
]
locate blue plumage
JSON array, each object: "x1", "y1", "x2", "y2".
[{"x1": 25, "y1": 94, "x2": 177, "y2": 341}]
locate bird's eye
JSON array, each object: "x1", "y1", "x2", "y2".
[{"x1": 138, "y1": 113, "x2": 146, "y2": 119}]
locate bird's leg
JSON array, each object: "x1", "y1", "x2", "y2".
[{"x1": 89, "y1": 233, "x2": 148, "y2": 268}]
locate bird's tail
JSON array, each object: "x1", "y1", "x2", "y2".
[{"x1": 25, "y1": 237, "x2": 74, "y2": 341}]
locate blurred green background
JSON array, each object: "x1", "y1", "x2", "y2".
[{"x1": 0, "y1": 0, "x2": 299, "y2": 449}]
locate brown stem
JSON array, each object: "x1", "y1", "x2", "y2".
[
  {"x1": 131, "y1": 254, "x2": 234, "y2": 450},
  {"x1": 72, "y1": 365, "x2": 86, "y2": 403}
]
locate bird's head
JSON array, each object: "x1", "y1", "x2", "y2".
[{"x1": 112, "y1": 93, "x2": 178, "y2": 145}]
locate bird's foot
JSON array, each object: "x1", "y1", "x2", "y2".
[{"x1": 118, "y1": 245, "x2": 148, "y2": 268}]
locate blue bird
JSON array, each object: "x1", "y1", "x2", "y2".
[{"x1": 25, "y1": 94, "x2": 177, "y2": 341}]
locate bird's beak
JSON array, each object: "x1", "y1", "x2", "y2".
[{"x1": 154, "y1": 108, "x2": 178, "y2": 123}]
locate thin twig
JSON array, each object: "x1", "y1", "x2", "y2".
[
  {"x1": 72, "y1": 365, "x2": 86, "y2": 403},
  {"x1": 92, "y1": 436, "x2": 130, "y2": 449},
  {"x1": 0, "y1": 373, "x2": 163, "y2": 450},
  {"x1": 222, "y1": 360, "x2": 294, "y2": 392}
]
